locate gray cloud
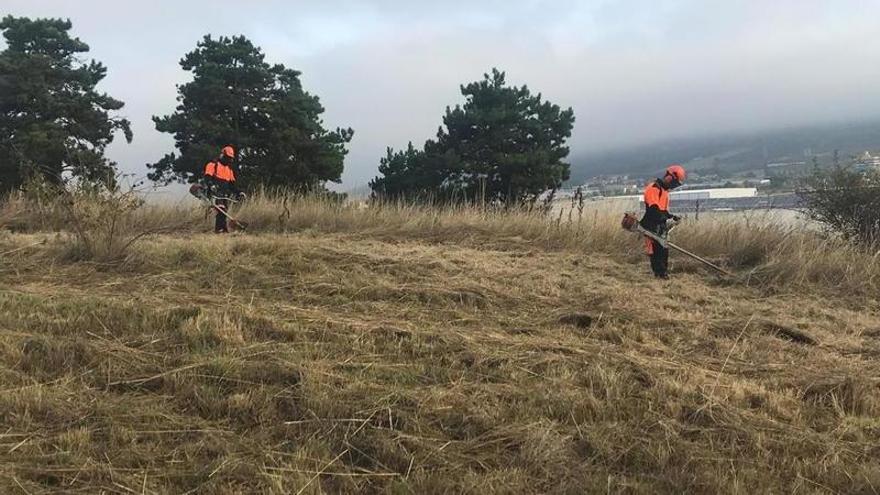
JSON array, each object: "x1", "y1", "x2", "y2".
[{"x1": 4, "y1": 0, "x2": 880, "y2": 190}]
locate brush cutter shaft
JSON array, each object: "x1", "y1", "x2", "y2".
[
  {"x1": 209, "y1": 202, "x2": 247, "y2": 231},
  {"x1": 635, "y1": 224, "x2": 732, "y2": 276},
  {"x1": 621, "y1": 212, "x2": 731, "y2": 277},
  {"x1": 189, "y1": 184, "x2": 248, "y2": 231}
]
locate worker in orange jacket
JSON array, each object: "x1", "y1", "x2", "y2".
[
  {"x1": 203, "y1": 145, "x2": 244, "y2": 233},
  {"x1": 640, "y1": 164, "x2": 686, "y2": 279}
]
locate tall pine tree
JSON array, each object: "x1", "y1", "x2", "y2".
[
  {"x1": 371, "y1": 69, "x2": 574, "y2": 203},
  {"x1": 148, "y1": 35, "x2": 353, "y2": 191},
  {"x1": 0, "y1": 16, "x2": 132, "y2": 192}
]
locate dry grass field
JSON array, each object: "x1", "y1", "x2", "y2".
[{"x1": 0, "y1": 191, "x2": 878, "y2": 494}]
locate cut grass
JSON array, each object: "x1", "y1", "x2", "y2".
[
  {"x1": 0, "y1": 227, "x2": 878, "y2": 493},
  {"x1": 1, "y1": 193, "x2": 879, "y2": 492}
]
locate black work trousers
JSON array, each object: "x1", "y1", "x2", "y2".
[
  {"x1": 214, "y1": 198, "x2": 230, "y2": 233},
  {"x1": 648, "y1": 239, "x2": 669, "y2": 278}
]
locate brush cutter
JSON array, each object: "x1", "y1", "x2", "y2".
[
  {"x1": 621, "y1": 212, "x2": 733, "y2": 277},
  {"x1": 189, "y1": 184, "x2": 249, "y2": 231}
]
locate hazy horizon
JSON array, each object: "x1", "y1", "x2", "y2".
[{"x1": 4, "y1": 0, "x2": 880, "y2": 191}]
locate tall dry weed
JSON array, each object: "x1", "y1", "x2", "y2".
[{"x1": 2, "y1": 188, "x2": 876, "y2": 292}]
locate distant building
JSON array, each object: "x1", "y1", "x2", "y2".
[
  {"x1": 856, "y1": 151, "x2": 880, "y2": 170},
  {"x1": 632, "y1": 188, "x2": 758, "y2": 203},
  {"x1": 669, "y1": 188, "x2": 758, "y2": 201}
]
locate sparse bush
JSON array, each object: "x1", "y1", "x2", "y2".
[
  {"x1": 1, "y1": 177, "x2": 198, "y2": 262},
  {"x1": 797, "y1": 166, "x2": 880, "y2": 245},
  {"x1": 59, "y1": 181, "x2": 149, "y2": 261}
]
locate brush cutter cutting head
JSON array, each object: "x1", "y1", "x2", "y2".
[{"x1": 621, "y1": 212, "x2": 639, "y2": 231}]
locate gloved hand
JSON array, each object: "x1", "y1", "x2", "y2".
[
  {"x1": 236, "y1": 191, "x2": 247, "y2": 201},
  {"x1": 670, "y1": 214, "x2": 681, "y2": 222}
]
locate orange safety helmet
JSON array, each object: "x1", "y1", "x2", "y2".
[
  {"x1": 665, "y1": 164, "x2": 686, "y2": 183},
  {"x1": 221, "y1": 145, "x2": 235, "y2": 158}
]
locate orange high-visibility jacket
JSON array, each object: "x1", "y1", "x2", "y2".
[
  {"x1": 643, "y1": 181, "x2": 669, "y2": 213},
  {"x1": 642, "y1": 181, "x2": 670, "y2": 255},
  {"x1": 204, "y1": 161, "x2": 236, "y2": 183}
]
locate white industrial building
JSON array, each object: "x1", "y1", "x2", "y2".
[
  {"x1": 620, "y1": 188, "x2": 760, "y2": 203},
  {"x1": 669, "y1": 188, "x2": 757, "y2": 201},
  {"x1": 562, "y1": 187, "x2": 760, "y2": 207}
]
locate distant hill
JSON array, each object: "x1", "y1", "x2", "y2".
[{"x1": 567, "y1": 120, "x2": 880, "y2": 183}]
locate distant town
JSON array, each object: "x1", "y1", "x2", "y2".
[
  {"x1": 556, "y1": 151, "x2": 880, "y2": 199},
  {"x1": 554, "y1": 150, "x2": 880, "y2": 213}
]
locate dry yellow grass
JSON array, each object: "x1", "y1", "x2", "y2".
[{"x1": 0, "y1": 193, "x2": 879, "y2": 493}]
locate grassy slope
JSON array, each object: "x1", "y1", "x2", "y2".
[{"x1": 0, "y1": 226, "x2": 879, "y2": 494}]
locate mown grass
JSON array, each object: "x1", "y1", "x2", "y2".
[{"x1": 0, "y1": 193, "x2": 879, "y2": 493}]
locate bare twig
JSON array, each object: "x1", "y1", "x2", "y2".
[
  {"x1": 707, "y1": 315, "x2": 755, "y2": 403},
  {"x1": 295, "y1": 449, "x2": 349, "y2": 495},
  {"x1": 0, "y1": 240, "x2": 46, "y2": 257}
]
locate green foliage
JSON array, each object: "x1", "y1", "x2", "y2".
[
  {"x1": 797, "y1": 166, "x2": 880, "y2": 245},
  {"x1": 148, "y1": 35, "x2": 353, "y2": 191},
  {"x1": 370, "y1": 143, "x2": 447, "y2": 201},
  {"x1": 0, "y1": 16, "x2": 132, "y2": 193},
  {"x1": 371, "y1": 69, "x2": 575, "y2": 203}
]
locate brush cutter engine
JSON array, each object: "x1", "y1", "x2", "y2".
[
  {"x1": 621, "y1": 212, "x2": 639, "y2": 232},
  {"x1": 189, "y1": 183, "x2": 209, "y2": 202},
  {"x1": 621, "y1": 212, "x2": 679, "y2": 237}
]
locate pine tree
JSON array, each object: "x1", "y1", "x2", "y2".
[
  {"x1": 148, "y1": 35, "x2": 353, "y2": 191},
  {"x1": 371, "y1": 69, "x2": 575, "y2": 203},
  {"x1": 0, "y1": 16, "x2": 132, "y2": 192}
]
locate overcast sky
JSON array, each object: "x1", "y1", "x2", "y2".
[{"x1": 5, "y1": 0, "x2": 880, "y2": 190}]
